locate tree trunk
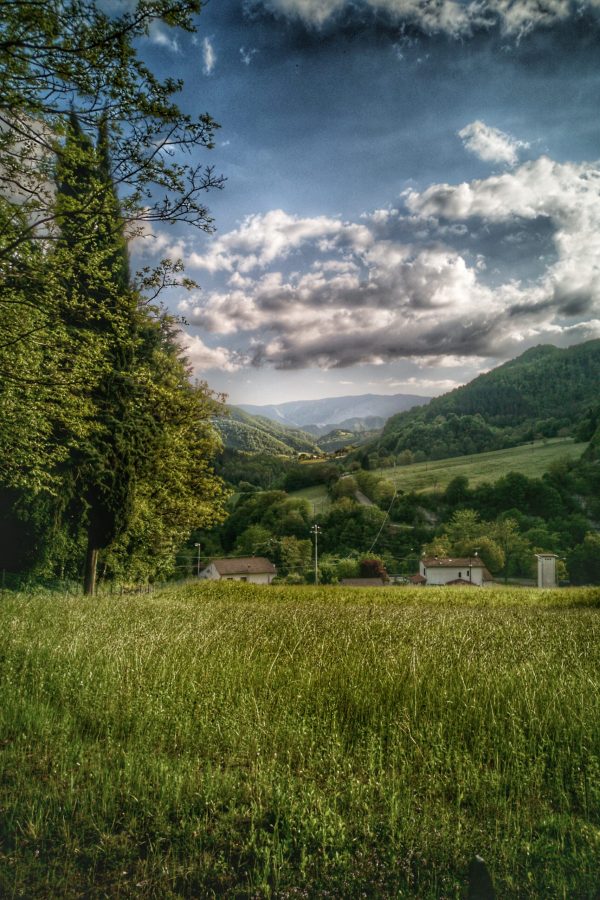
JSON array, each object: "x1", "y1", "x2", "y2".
[{"x1": 83, "y1": 540, "x2": 99, "y2": 595}]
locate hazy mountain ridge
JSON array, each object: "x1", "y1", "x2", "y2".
[{"x1": 239, "y1": 393, "x2": 431, "y2": 432}]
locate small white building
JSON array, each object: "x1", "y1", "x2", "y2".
[
  {"x1": 199, "y1": 556, "x2": 277, "y2": 584},
  {"x1": 536, "y1": 553, "x2": 558, "y2": 588},
  {"x1": 418, "y1": 557, "x2": 493, "y2": 586}
]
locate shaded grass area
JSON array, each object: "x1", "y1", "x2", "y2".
[
  {"x1": 1, "y1": 583, "x2": 599, "y2": 897},
  {"x1": 287, "y1": 484, "x2": 332, "y2": 513},
  {"x1": 374, "y1": 438, "x2": 588, "y2": 494}
]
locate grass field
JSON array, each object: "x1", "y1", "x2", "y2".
[
  {"x1": 375, "y1": 437, "x2": 588, "y2": 494},
  {"x1": 1, "y1": 583, "x2": 599, "y2": 898},
  {"x1": 289, "y1": 438, "x2": 588, "y2": 509},
  {"x1": 288, "y1": 483, "x2": 333, "y2": 513}
]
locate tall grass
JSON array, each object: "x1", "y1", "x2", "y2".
[{"x1": 1, "y1": 583, "x2": 599, "y2": 897}]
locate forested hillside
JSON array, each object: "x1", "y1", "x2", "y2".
[
  {"x1": 369, "y1": 341, "x2": 600, "y2": 463},
  {"x1": 214, "y1": 407, "x2": 320, "y2": 455}
]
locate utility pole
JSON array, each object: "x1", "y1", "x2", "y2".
[
  {"x1": 311, "y1": 525, "x2": 322, "y2": 585},
  {"x1": 194, "y1": 542, "x2": 201, "y2": 577}
]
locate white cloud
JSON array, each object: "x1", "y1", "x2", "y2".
[
  {"x1": 240, "y1": 47, "x2": 259, "y2": 65},
  {"x1": 178, "y1": 333, "x2": 243, "y2": 373},
  {"x1": 369, "y1": 376, "x2": 464, "y2": 392},
  {"x1": 458, "y1": 121, "x2": 529, "y2": 166},
  {"x1": 187, "y1": 209, "x2": 363, "y2": 273},
  {"x1": 175, "y1": 153, "x2": 600, "y2": 370},
  {"x1": 148, "y1": 21, "x2": 180, "y2": 52},
  {"x1": 406, "y1": 156, "x2": 600, "y2": 322},
  {"x1": 252, "y1": 0, "x2": 596, "y2": 35},
  {"x1": 202, "y1": 37, "x2": 216, "y2": 75}
]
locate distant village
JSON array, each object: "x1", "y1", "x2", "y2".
[{"x1": 198, "y1": 552, "x2": 560, "y2": 589}]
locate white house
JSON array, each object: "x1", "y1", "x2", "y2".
[
  {"x1": 199, "y1": 556, "x2": 277, "y2": 584},
  {"x1": 418, "y1": 557, "x2": 493, "y2": 586}
]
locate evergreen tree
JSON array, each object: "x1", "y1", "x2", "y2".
[
  {"x1": 52, "y1": 114, "x2": 141, "y2": 593},
  {"x1": 50, "y1": 116, "x2": 227, "y2": 592}
]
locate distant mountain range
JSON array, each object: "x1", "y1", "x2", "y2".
[
  {"x1": 214, "y1": 342, "x2": 600, "y2": 459},
  {"x1": 238, "y1": 393, "x2": 431, "y2": 435}
]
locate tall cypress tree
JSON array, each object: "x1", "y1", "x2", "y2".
[
  {"x1": 55, "y1": 114, "x2": 141, "y2": 595},
  {"x1": 46, "y1": 114, "x2": 226, "y2": 592}
]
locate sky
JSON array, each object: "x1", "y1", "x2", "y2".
[{"x1": 134, "y1": 0, "x2": 600, "y2": 405}]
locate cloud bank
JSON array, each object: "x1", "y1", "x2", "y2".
[
  {"x1": 173, "y1": 126, "x2": 600, "y2": 373},
  {"x1": 250, "y1": 0, "x2": 600, "y2": 36}
]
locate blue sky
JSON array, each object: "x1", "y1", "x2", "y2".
[{"x1": 134, "y1": 0, "x2": 600, "y2": 404}]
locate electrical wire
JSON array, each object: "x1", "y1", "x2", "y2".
[{"x1": 366, "y1": 488, "x2": 398, "y2": 555}]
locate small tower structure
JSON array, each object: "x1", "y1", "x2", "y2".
[{"x1": 536, "y1": 553, "x2": 558, "y2": 588}]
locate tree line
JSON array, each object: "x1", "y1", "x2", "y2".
[{"x1": 196, "y1": 434, "x2": 600, "y2": 584}]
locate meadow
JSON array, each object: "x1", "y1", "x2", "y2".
[
  {"x1": 289, "y1": 438, "x2": 587, "y2": 511},
  {"x1": 377, "y1": 437, "x2": 587, "y2": 494},
  {"x1": 1, "y1": 583, "x2": 599, "y2": 898}
]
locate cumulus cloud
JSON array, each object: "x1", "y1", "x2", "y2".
[
  {"x1": 251, "y1": 0, "x2": 597, "y2": 36},
  {"x1": 178, "y1": 151, "x2": 600, "y2": 371},
  {"x1": 406, "y1": 155, "x2": 600, "y2": 320},
  {"x1": 202, "y1": 37, "x2": 216, "y2": 75},
  {"x1": 148, "y1": 21, "x2": 179, "y2": 52},
  {"x1": 458, "y1": 121, "x2": 529, "y2": 166},
  {"x1": 187, "y1": 209, "x2": 368, "y2": 273},
  {"x1": 178, "y1": 333, "x2": 243, "y2": 372}
]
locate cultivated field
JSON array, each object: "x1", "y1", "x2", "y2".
[{"x1": 1, "y1": 583, "x2": 599, "y2": 898}]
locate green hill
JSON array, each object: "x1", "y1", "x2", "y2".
[
  {"x1": 214, "y1": 406, "x2": 320, "y2": 456},
  {"x1": 375, "y1": 437, "x2": 588, "y2": 493},
  {"x1": 371, "y1": 340, "x2": 600, "y2": 460},
  {"x1": 289, "y1": 437, "x2": 588, "y2": 507}
]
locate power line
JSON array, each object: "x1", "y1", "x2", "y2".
[{"x1": 366, "y1": 488, "x2": 398, "y2": 555}]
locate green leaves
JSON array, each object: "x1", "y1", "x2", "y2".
[
  {"x1": 0, "y1": 106, "x2": 226, "y2": 587},
  {"x1": 0, "y1": 0, "x2": 222, "y2": 264}
]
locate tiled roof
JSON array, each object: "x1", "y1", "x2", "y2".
[
  {"x1": 445, "y1": 578, "x2": 478, "y2": 586},
  {"x1": 409, "y1": 574, "x2": 427, "y2": 584},
  {"x1": 421, "y1": 557, "x2": 486, "y2": 568},
  {"x1": 212, "y1": 557, "x2": 276, "y2": 575}
]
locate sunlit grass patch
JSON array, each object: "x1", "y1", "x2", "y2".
[{"x1": 1, "y1": 583, "x2": 599, "y2": 897}]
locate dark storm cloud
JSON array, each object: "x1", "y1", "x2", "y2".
[{"x1": 249, "y1": 314, "x2": 505, "y2": 370}]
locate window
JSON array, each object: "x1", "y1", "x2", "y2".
[{"x1": 458, "y1": 571, "x2": 462, "y2": 578}]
